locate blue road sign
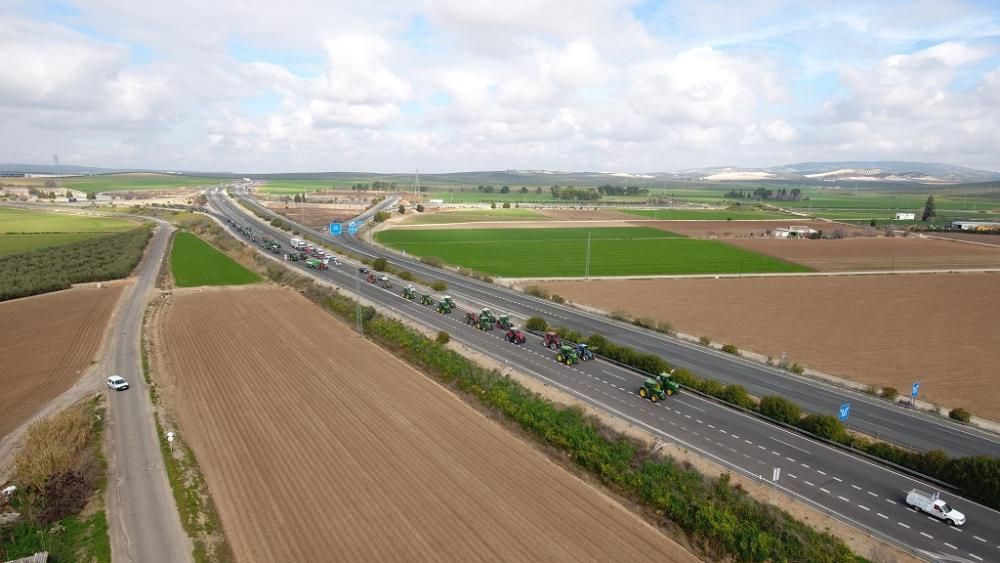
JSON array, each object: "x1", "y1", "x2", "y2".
[
  {"x1": 911, "y1": 382, "x2": 920, "y2": 398},
  {"x1": 348, "y1": 221, "x2": 357, "y2": 228},
  {"x1": 329, "y1": 223, "x2": 342, "y2": 235},
  {"x1": 838, "y1": 403, "x2": 851, "y2": 421},
  {"x1": 348, "y1": 225, "x2": 358, "y2": 235}
]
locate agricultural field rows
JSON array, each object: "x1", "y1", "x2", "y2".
[
  {"x1": 169, "y1": 232, "x2": 261, "y2": 287},
  {"x1": 375, "y1": 226, "x2": 810, "y2": 277},
  {"x1": 622, "y1": 208, "x2": 792, "y2": 220},
  {"x1": 0, "y1": 284, "x2": 123, "y2": 438},
  {"x1": 153, "y1": 287, "x2": 695, "y2": 562},
  {"x1": 400, "y1": 208, "x2": 547, "y2": 224}
]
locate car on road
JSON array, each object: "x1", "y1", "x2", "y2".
[
  {"x1": 358, "y1": 266, "x2": 369, "y2": 273},
  {"x1": 906, "y1": 489, "x2": 966, "y2": 526},
  {"x1": 107, "y1": 375, "x2": 129, "y2": 391}
]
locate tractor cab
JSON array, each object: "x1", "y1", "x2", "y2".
[
  {"x1": 543, "y1": 331, "x2": 561, "y2": 349},
  {"x1": 638, "y1": 378, "x2": 666, "y2": 402},
  {"x1": 443, "y1": 296, "x2": 455, "y2": 308},
  {"x1": 420, "y1": 294, "x2": 434, "y2": 306},
  {"x1": 657, "y1": 370, "x2": 680, "y2": 396},
  {"x1": 574, "y1": 343, "x2": 594, "y2": 361},
  {"x1": 505, "y1": 325, "x2": 526, "y2": 344},
  {"x1": 437, "y1": 299, "x2": 453, "y2": 314},
  {"x1": 477, "y1": 310, "x2": 494, "y2": 330},
  {"x1": 496, "y1": 313, "x2": 512, "y2": 330},
  {"x1": 402, "y1": 285, "x2": 416, "y2": 299}
]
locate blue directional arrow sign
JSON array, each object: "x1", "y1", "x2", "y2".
[
  {"x1": 838, "y1": 403, "x2": 851, "y2": 421},
  {"x1": 348, "y1": 221, "x2": 357, "y2": 228},
  {"x1": 329, "y1": 223, "x2": 342, "y2": 235},
  {"x1": 348, "y1": 224, "x2": 358, "y2": 235},
  {"x1": 911, "y1": 382, "x2": 920, "y2": 398}
]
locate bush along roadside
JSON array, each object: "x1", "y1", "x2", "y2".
[
  {"x1": 0, "y1": 397, "x2": 111, "y2": 563},
  {"x1": 251, "y1": 269, "x2": 859, "y2": 562},
  {"x1": 523, "y1": 315, "x2": 1000, "y2": 512}
]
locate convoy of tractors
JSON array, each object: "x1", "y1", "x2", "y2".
[{"x1": 226, "y1": 219, "x2": 681, "y2": 403}]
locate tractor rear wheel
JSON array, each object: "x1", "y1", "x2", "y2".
[
  {"x1": 639, "y1": 387, "x2": 648, "y2": 398},
  {"x1": 650, "y1": 394, "x2": 658, "y2": 402},
  {"x1": 666, "y1": 388, "x2": 674, "y2": 396},
  {"x1": 556, "y1": 355, "x2": 564, "y2": 363}
]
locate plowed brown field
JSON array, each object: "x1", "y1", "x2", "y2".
[
  {"x1": 0, "y1": 283, "x2": 124, "y2": 439},
  {"x1": 638, "y1": 220, "x2": 869, "y2": 238},
  {"x1": 728, "y1": 237, "x2": 1000, "y2": 271},
  {"x1": 154, "y1": 287, "x2": 695, "y2": 562},
  {"x1": 263, "y1": 203, "x2": 355, "y2": 230},
  {"x1": 537, "y1": 274, "x2": 1000, "y2": 420}
]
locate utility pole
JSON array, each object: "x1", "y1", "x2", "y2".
[
  {"x1": 585, "y1": 231, "x2": 591, "y2": 278},
  {"x1": 415, "y1": 169, "x2": 420, "y2": 201}
]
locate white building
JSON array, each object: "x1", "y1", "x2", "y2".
[
  {"x1": 773, "y1": 226, "x2": 818, "y2": 238},
  {"x1": 895, "y1": 212, "x2": 916, "y2": 220},
  {"x1": 952, "y1": 221, "x2": 1000, "y2": 231}
]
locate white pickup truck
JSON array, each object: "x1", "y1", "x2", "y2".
[{"x1": 906, "y1": 489, "x2": 966, "y2": 526}]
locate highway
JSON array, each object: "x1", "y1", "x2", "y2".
[
  {"x1": 228, "y1": 188, "x2": 1000, "y2": 460},
  {"x1": 104, "y1": 219, "x2": 193, "y2": 562},
  {"x1": 212, "y1": 188, "x2": 1000, "y2": 562}
]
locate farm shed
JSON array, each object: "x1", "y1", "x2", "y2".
[
  {"x1": 773, "y1": 226, "x2": 818, "y2": 238},
  {"x1": 895, "y1": 212, "x2": 916, "y2": 220},
  {"x1": 952, "y1": 221, "x2": 1000, "y2": 232}
]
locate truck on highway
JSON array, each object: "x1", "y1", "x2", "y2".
[
  {"x1": 906, "y1": 489, "x2": 966, "y2": 526},
  {"x1": 290, "y1": 237, "x2": 306, "y2": 250}
]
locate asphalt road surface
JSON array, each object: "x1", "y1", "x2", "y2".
[
  {"x1": 104, "y1": 219, "x2": 193, "y2": 563},
  {"x1": 227, "y1": 189, "x2": 1000, "y2": 461},
  {"x1": 214, "y1": 188, "x2": 1000, "y2": 561}
]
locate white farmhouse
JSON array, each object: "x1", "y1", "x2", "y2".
[{"x1": 895, "y1": 212, "x2": 916, "y2": 220}]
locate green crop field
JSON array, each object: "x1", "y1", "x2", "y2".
[
  {"x1": 622, "y1": 208, "x2": 792, "y2": 220},
  {"x1": 375, "y1": 227, "x2": 809, "y2": 277},
  {"x1": 0, "y1": 207, "x2": 137, "y2": 256},
  {"x1": 170, "y1": 232, "x2": 262, "y2": 287},
  {"x1": 256, "y1": 180, "x2": 346, "y2": 194},
  {"x1": 401, "y1": 208, "x2": 547, "y2": 224},
  {"x1": 6, "y1": 173, "x2": 222, "y2": 193}
]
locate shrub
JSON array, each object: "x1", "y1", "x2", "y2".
[
  {"x1": 431, "y1": 281, "x2": 447, "y2": 292},
  {"x1": 420, "y1": 255, "x2": 443, "y2": 267},
  {"x1": 525, "y1": 316, "x2": 547, "y2": 332},
  {"x1": 760, "y1": 396, "x2": 801, "y2": 425},
  {"x1": 719, "y1": 384, "x2": 755, "y2": 410},
  {"x1": 721, "y1": 343, "x2": 739, "y2": 355},
  {"x1": 881, "y1": 387, "x2": 899, "y2": 401},
  {"x1": 790, "y1": 363, "x2": 804, "y2": 374},
  {"x1": 949, "y1": 408, "x2": 971, "y2": 423},
  {"x1": 551, "y1": 294, "x2": 566, "y2": 304},
  {"x1": 436, "y1": 331, "x2": 450, "y2": 345},
  {"x1": 292, "y1": 229, "x2": 300, "y2": 235},
  {"x1": 655, "y1": 320, "x2": 675, "y2": 335},
  {"x1": 490, "y1": 202, "x2": 497, "y2": 209},
  {"x1": 398, "y1": 204, "x2": 405, "y2": 214},
  {"x1": 798, "y1": 415, "x2": 848, "y2": 443},
  {"x1": 372, "y1": 257, "x2": 388, "y2": 271},
  {"x1": 523, "y1": 285, "x2": 550, "y2": 299},
  {"x1": 373, "y1": 211, "x2": 392, "y2": 223},
  {"x1": 610, "y1": 310, "x2": 632, "y2": 322},
  {"x1": 699, "y1": 336, "x2": 711, "y2": 346},
  {"x1": 633, "y1": 317, "x2": 657, "y2": 330},
  {"x1": 416, "y1": 204, "x2": 425, "y2": 212},
  {"x1": 502, "y1": 202, "x2": 511, "y2": 208},
  {"x1": 398, "y1": 271, "x2": 415, "y2": 281}
]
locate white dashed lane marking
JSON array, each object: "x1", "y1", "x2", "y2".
[
  {"x1": 877, "y1": 513, "x2": 889, "y2": 519},
  {"x1": 944, "y1": 542, "x2": 957, "y2": 550},
  {"x1": 898, "y1": 522, "x2": 910, "y2": 529},
  {"x1": 858, "y1": 505, "x2": 870, "y2": 511},
  {"x1": 867, "y1": 491, "x2": 879, "y2": 498},
  {"x1": 920, "y1": 532, "x2": 933, "y2": 539},
  {"x1": 804, "y1": 481, "x2": 815, "y2": 487},
  {"x1": 974, "y1": 536, "x2": 986, "y2": 543}
]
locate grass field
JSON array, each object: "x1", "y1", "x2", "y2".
[
  {"x1": 401, "y1": 208, "x2": 547, "y2": 224},
  {"x1": 170, "y1": 232, "x2": 262, "y2": 287},
  {"x1": 5, "y1": 173, "x2": 222, "y2": 193},
  {"x1": 622, "y1": 208, "x2": 792, "y2": 220},
  {"x1": 0, "y1": 207, "x2": 137, "y2": 256},
  {"x1": 375, "y1": 227, "x2": 810, "y2": 277},
  {"x1": 256, "y1": 179, "x2": 345, "y2": 194}
]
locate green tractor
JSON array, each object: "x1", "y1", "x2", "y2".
[
  {"x1": 638, "y1": 371, "x2": 680, "y2": 402},
  {"x1": 437, "y1": 299, "x2": 453, "y2": 314},
  {"x1": 402, "y1": 285, "x2": 417, "y2": 300},
  {"x1": 420, "y1": 294, "x2": 434, "y2": 306},
  {"x1": 442, "y1": 295, "x2": 456, "y2": 309},
  {"x1": 480, "y1": 308, "x2": 496, "y2": 325},
  {"x1": 477, "y1": 311, "x2": 493, "y2": 331},
  {"x1": 495, "y1": 313, "x2": 513, "y2": 330},
  {"x1": 555, "y1": 345, "x2": 579, "y2": 365}
]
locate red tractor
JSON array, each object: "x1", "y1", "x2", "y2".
[
  {"x1": 366, "y1": 273, "x2": 376, "y2": 283},
  {"x1": 505, "y1": 325, "x2": 526, "y2": 344},
  {"x1": 543, "y1": 331, "x2": 560, "y2": 349},
  {"x1": 465, "y1": 312, "x2": 478, "y2": 325}
]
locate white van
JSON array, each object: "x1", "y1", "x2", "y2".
[{"x1": 906, "y1": 489, "x2": 966, "y2": 526}]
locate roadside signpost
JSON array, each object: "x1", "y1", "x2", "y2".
[
  {"x1": 911, "y1": 382, "x2": 920, "y2": 407},
  {"x1": 329, "y1": 223, "x2": 342, "y2": 235},
  {"x1": 348, "y1": 221, "x2": 358, "y2": 235},
  {"x1": 839, "y1": 403, "x2": 851, "y2": 421}
]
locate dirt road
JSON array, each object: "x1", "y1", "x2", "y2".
[{"x1": 153, "y1": 287, "x2": 697, "y2": 562}]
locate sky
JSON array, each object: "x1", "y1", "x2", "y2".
[{"x1": 2, "y1": 0, "x2": 999, "y2": 173}]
